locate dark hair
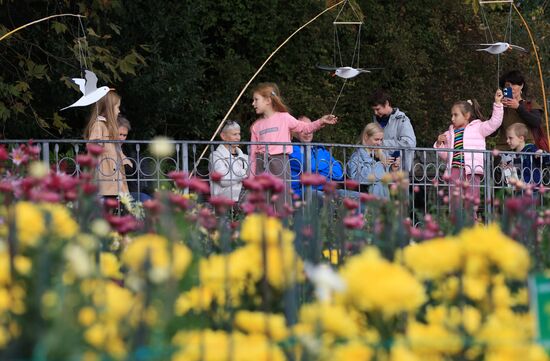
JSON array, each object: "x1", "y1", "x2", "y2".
[
  {"x1": 499, "y1": 70, "x2": 528, "y2": 94},
  {"x1": 452, "y1": 99, "x2": 486, "y2": 122},
  {"x1": 368, "y1": 89, "x2": 392, "y2": 107}
]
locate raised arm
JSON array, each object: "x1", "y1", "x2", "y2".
[{"x1": 479, "y1": 103, "x2": 504, "y2": 137}]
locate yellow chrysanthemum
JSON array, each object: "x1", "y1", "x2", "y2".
[
  {"x1": 329, "y1": 341, "x2": 373, "y2": 361},
  {"x1": 234, "y1": 311, "x2": 289, "y2": 341},
  {"x1": 175, "y1": 287, "x2": 213, "y2": 315},
  {"x1": 407, "y1": 321, "x2": 462, "y2": 356},
  {"x1": 462, "y1": 306, "x2": 481, "y2": 335},
  {"x1": 100, "y1": 252, "x2": 123, "y2": 280},
  {"x1": 298, "y1": 303, "x2": 360, "y2": 338},
  {"x1": 172, "y1": 330, "x2": 286, "y2": 361},
  {"x1": 240, "y1": 214, "x2": 295, "y2": 246},
  {"x1": 84, "y1": 323, "x2": 106, "y2": 349},
  {"x1": 16, "y1": 202, "x2": 45, "y2": 247},
  {"x1": 339, "y1": 248, "x2": 425, "y2": 316},
  {"x1": 78, "y1": 307, "x2": 97, "y2": 327},
  {"x1": 389, "y1": 345, "x2": 420, "y2": 361},
  {"x1": 459, "y1": 224, "x2": 530, "y2": 279},
  {"x1": 403, "y1": 237, "x2": 462, "y2": 280},
  {"x1": 41, "y1": 203, "x2": 79, "y2": 239},
  {"x1": 122, "y1": 234, "x2": 191, "y2": 282}
]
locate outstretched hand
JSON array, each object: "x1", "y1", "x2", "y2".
[
  {"x1": 494, "y1": 89, "x2": 503, "y2": 104},
  {"x1": 320, "y1": 114, "x2": 338, "y2": 126}
]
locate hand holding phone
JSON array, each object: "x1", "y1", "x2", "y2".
[{"x1": 503, "y1": 87, "x2": 513, "y2": 99}]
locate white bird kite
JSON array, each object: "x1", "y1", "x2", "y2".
[
  {"x1": 317, "y1": 64, "x2": 372, "y2": 79},
  {"x1": 61, "y1": 70, "x2": 110, "y2": 111},
  {"x1": 474, "y1": 42, "x2": 528, "y2": 55}
]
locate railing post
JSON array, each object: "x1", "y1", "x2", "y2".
[
  {"x1": 42, "y1": 141, "x2": 50, "y2": 167},
  {"x1": 304, "y1": 144, "x2": 312, "y2": 204},
  {"x1": 182, "y1": 142, "x2": 189, "y2": 195},
  {"x1": 484, "y1": 150, "x2": 493, "y2": 223}
]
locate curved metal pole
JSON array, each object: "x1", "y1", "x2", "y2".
[
  {"x1": 512, "y1": 4, "x2": 549, "y2": 147},
  {"x1": 192, "y1": 1, "x2": 346, "y2": 175},
  {"x1": 0, "y1": 14, "x2": 85, "y2": 43}
]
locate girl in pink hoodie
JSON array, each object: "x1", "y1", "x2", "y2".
[
  {"x1": 249, "y1": 83, "x2": 337, "y2": 177},
  {"x1": 434, "y1": 89, "x2": 504, "y2": 207}
]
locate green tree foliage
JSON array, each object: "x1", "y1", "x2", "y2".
[
  {"x1": 0, "y1": 0, "x2": 547, "y2": 146},
  {"x1": 0, "y1": 0, "x2": 145, "y2": 138}
]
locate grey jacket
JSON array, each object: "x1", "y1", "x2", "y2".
[
  {"x1": 373, "y1": 108, "x2": 416, "y2": 172},
  {"x1": 347, "y1": 148, "x2": 389, "y2": 199}
]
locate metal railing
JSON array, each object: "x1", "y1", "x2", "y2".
[{"x1": 3, "y1": 139, "x2": 549, "y2": 223}]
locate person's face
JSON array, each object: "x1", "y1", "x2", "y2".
[
  {"x1": 252, "y1": 92, "x2": 271, "y2": 115},
  {"x1": 297, "y1": 117, "x2": 313, "y2": 143},
  {"x1": 451, "y1": 106, "x2": 469, "y2": 128},
  {"x1": 371, "y1": 101, "x2": 392, "y2": 118},
  {"x1": 364, "y1": 131, "x2": 384, "y2": 146},
  {"x1": 506, "y1": 130, "x2": 524, "y2": 151},
  {"x1": 221, "y1": 128, "x2": 241, "y2": 150},
  {"x1": 118, "y1": 126, "x2": 129, "y2": 141},
  {"x1": 114, "y1": 100, "x2": 121, "y2": 119},
  {"x1": 504, "y1": 81, "x2": 523, "y2": 100}
]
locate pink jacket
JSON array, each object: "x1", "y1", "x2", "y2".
[
  {"x1": 250, "y1": 112, "x2": 323, "y2": 175},
  {"x1": 434, "y1": 103, "x2": 503, "y2": 175}
]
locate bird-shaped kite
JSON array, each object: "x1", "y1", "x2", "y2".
[
  {"x1": 474, "y1": 42, "x2": 528, "y2": 55},
  {"x1": 61, "y1": 70, "x2": 110, "y2": 111},
  {"x1": 316, "y1": 65, "x2": 371, "y2": 79}
]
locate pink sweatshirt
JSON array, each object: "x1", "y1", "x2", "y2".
[{"x1": 249, "y1": 112, "x2": 324, "y2": 175}]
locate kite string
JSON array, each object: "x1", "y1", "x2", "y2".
[
  {"x1": 77, "y1": 16, "x2": 89, "y2": 72},
  {"x1": 331, "y1": 79, "x2": 347, "y2": 115},
  {"x1": 479, "y1": 5, "x2": 494, "y2": 43}
]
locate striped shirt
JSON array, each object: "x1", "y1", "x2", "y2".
[{"x1": 452, "y1": 128, "x2": 465, "y2": 168}]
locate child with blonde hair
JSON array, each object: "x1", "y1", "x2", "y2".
[{"x1": 84, "y1": 90, "x2": 129, "y2": 197}]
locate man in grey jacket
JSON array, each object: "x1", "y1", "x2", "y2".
[{"x1": 368, "y1": 89, "x2": 416, "y2": 173}]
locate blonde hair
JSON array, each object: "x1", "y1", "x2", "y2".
[
  {"x1": 252, "y1": 82, "x2": 289, "y2": 113},
  {"x1": 506, "y1": 122, "x2": 529, "y2": 139},
  {"x1": 360, "y1": 123, "x2": 384, "y2": 145},
  {"x1": 83, "y1": 91, "x2": 121, "y2": 140}
]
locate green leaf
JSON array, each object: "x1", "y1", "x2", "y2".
[
  {"x1": 52, "y1": 112, "x2": 70, "y2": 134},
  {"x1": 51, "y1": 21, "x2": 68, "y2": 34},
  {"x1": 14, "y1": 81, "x2": 29, "y2": 92},
  {"x1": 0, "y1": 102, "x2": 10, "y2": 121},
  {"x1": 108, "y1": 23, "x2": 121, "y2": 35}
]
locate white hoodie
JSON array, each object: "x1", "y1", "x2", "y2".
[{"x1": 209, "y1": 144, "x2": 249, "y2": 201}]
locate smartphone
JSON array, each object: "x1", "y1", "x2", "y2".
[
  {"x1": 390, "y1": 150, "x2": 401, "y2": 158},
  {"x1": 503, "y1": 87, "x2": 513, "y2": 99}
]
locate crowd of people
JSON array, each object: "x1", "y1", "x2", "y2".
[{"x1": 83, "y1": 69, "x2": 548, "y2": 215}]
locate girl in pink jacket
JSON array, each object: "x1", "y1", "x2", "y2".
[
  {"x1": 434, "y1": 89, "x2": 504, "y2": 205},
  {"x1": 249, "y1": 83, "x2": 337, "y2": 177}
]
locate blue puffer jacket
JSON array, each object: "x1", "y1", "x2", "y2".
[{"x1": 289, "y1": 144, "x2": 344, "y2": 196}]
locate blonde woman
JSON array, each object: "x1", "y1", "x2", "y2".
[{"x1": 347, "y1": 123, "x2": 399, "y2": 198}]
